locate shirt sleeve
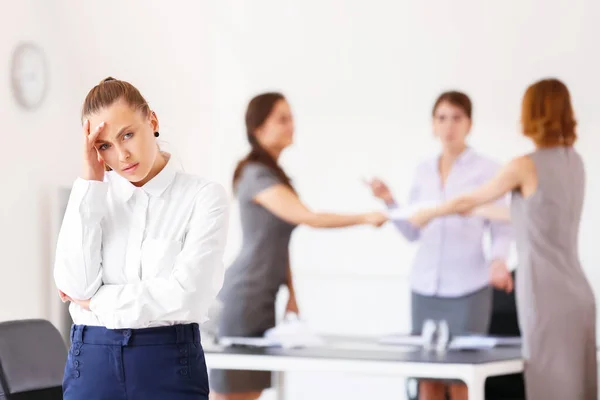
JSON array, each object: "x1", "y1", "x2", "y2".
[
  {"x1": 237, "y1": 163, "x2": 282, "y2": 201},
  {"x1": 386, "y1": 170, "x2": 422, "y2": 242},
  {"x1": 53, "y1": 178, "x2": 107, "y2": 300},
  {"x1": 89, "y1": 182, "x2": 230, "y2": 329}
]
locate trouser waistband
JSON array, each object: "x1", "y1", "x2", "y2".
[{"x1": 70, "y1": 323, "x2": 200, "y2": 346}]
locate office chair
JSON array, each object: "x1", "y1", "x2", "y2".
[{"x1": 0, "y1": 319, "x2": 66, "y2": 400}]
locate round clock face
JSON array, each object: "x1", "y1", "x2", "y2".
[{"x1": 10, "y1": 42, "x2": 48, "y2": 110}]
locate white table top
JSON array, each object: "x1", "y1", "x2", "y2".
[{"x1": 203, "y1": 335, "x2": 525, "y2": 378}]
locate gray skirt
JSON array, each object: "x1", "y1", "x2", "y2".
[
  {"x1": 408, "y1": 286, "x2": 492, "y2": 390},
  {"x1": 411, "y1": 285, "x2": 492, "y2": 336},
  {"x1": 209, "y1": 294, "x2": 276, "y2": 394}
]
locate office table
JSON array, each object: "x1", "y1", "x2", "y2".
[{"x1": 204, "y1": 336, "x2": 524, "y2": 400}]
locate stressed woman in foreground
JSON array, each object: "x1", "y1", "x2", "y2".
[{"x1": 54, "y1": 77, "x2": 229, "y2": 400}]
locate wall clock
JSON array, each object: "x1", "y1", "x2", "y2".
[{"x1": 10, "y1": 42, "x2": 48, "y2": 110}]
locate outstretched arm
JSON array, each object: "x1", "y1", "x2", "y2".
[
  {"x1": 254, "y1": 184, "x2": 386, "y2": 228},
  {"x1": 410, "y1": 156, "x2": 530, "y2": 227},
  {"x1": 471, "y1": 204, "x2": 511, "y2": 221}
]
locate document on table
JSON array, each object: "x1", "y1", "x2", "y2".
[
  {"x1": 378, "y1": 334, "x2": 521, "y2": 350},
  {"x1": 448, "y1": 335, "x2": 521, "y2": 350},
  {"x1": 219, "y1": 317, "x2": 326, "y2": 349}
]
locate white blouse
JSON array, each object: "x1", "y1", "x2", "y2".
[{"x1": 54, "y1": 158, "x2": 229, "y2": 329}]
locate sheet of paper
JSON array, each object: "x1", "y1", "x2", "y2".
[
  {"x1": 378, "y1": 334, "x2": 521, "y2": 350},
  {"x1": 386, "y1": 202, "x2": 439, "y2": 221},
  {"x1": 449, "y1": 335, "x2": 521, "y2": 350},
  {"x1": 264, "y1": 318, "x2": 326, "y2": 348},
  {"x1": 220, "y1": 318, "x2": 326, "y2": 349}
]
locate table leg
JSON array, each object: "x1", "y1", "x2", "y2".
[
  {"x1": 275, "y1": 371, "x2": 286, "y2": 400},
  {"x1": 464, "y1": 372, "x2": 485, "y2": 400}
]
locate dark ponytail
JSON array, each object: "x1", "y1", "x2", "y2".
[{"x1": 232, "y1": 92, "x2": 294, "y2": 192}]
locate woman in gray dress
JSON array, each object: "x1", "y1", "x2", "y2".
[
  {"x1": 210, "y1": 92, "x2": 388, "y2": 400},
  {"x1": 410, "y1": 78, "x2": 597, "y2": 400}
]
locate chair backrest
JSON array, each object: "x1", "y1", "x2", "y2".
[
  {"x1": 0, "y1": 319, "x2": 66, "y2": 400},
  {"x1": 485, "y1": 270, "x2": 526, "y2": 400},
  {"x1": 488, "y1": 270, "x2": 521, "y2": 336}
]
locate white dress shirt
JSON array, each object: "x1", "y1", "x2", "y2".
[{"x1": 54, "y1": 157, "x2": 229, "y2": 329}]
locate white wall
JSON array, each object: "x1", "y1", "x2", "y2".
[
  {"x1": 211, "y1": 1, "x2": 600, "y2": 399},
  {"x1": 3, "y1": 1, "x2": 600, "y2": 399},
  {"x1": 53, "y1": 0, "x2": 217, "y2": 179},
  {"x1": 0, "y1": 1, "x2": 83, "y2": 322}
]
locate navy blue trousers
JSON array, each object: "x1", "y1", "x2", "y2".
[{"x1": 63, "y1": 323, "x2": 209, "y2": 400}]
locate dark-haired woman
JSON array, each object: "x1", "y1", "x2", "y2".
[
  {"x1": 366, "y1": 91, "x2": 512, "y2": 400},
  {"x1": 209, "y1": 93, "x2": 387, "y2": 400}
]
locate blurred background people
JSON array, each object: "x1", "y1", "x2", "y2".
[
  {"x1": 210, "y1": 92, "x2": 387, "y2": 400},
  {"x1": 367, "y1": 91, "x2": 513, "y2": 400},
  {"x1": 409, "y1": 78, "x2": 597, "y2": 400}
]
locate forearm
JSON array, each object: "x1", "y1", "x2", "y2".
[
  {"x1": 90, "y1": 262, "x2": 224, "y2": 329},
  {"x1": 90, "y1": 278, "x2": 195, "y2": 329},
  {"x1": 433, "y1": 196, "x2": 478, "y2": 218},
  {"x1": 286, "y1": 261, "x2": 296, "y2": 297},
  {"x1": 307, "y1": 213, "x2": 366, "y2": 228},
  {"x1": 472, "y1": 204, "x2": 511, "y2": 221},
  {"x1": 54, "y1": 222, "x2": 104, "y2": 300},
  {"x1": 54, "y1": 179, "x2": 107, "y2": 300}
]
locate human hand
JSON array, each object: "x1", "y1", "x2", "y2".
[
  {"x1": 58, "y1": 290, "x2": 91, "y2": 311},
  {"x1": 489, "y1": 260, "x2": 513, "y2": 293},
  {"x1": 82, "y1": 120, "x2": 107, "y2": 181},
  {"x1": 285, "y1": 295, "x2": 299, "y2": 316},
  {"x1": 58, "y1": 290, "x2": 69, "y2": 303},
  {"x1": 363, "y1": 212, "x2": 388, "y2": 227},
  {"x1": 364, "y1": 177, "x2": 394, "y2": 204}
]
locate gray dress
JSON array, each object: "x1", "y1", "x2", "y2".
[
  {"x1": 511, "y1": 147, "x2": 597, "y2": 399},
  {"x1": 210, "y1": 163, "x2": 296, "y2": 393}
]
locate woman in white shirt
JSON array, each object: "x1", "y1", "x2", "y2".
[{"x1": 54, "y1": 77, "x2": 229, "y2": 400}]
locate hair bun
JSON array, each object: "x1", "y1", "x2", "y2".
[{"x1": 100, "y1": 76, "x2": 117, "y2": 84}]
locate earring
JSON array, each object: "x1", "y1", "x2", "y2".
[{"x1": 154, "y1": 131, "x2": 160, "y2": 137}]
